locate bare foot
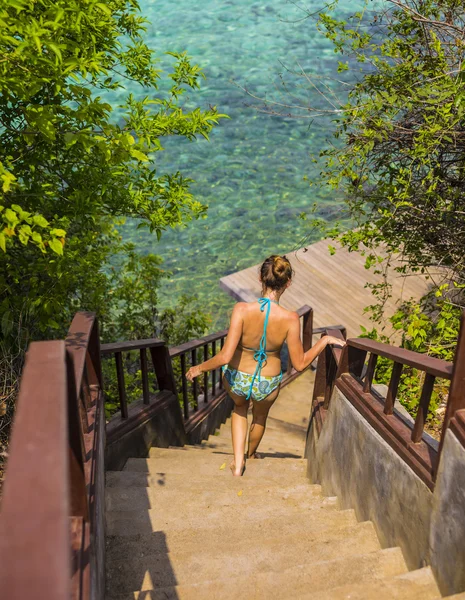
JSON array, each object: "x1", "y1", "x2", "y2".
[
  {"x1": 230, "y1": 459, "x2": 245, "y2": 477},
  {"x1": 248, "y1": 452, "x2": 263, "y2": 459}
]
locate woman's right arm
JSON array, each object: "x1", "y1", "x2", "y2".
[{"x1": 286, "y1": 312, "x2": 345, "y2": 372}]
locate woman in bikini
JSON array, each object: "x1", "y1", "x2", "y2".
[{"x1": 186, "y1": 255, "x2": 345, "y2": 476}]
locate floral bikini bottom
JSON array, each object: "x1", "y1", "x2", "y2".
[{"x1": 222, "y1": 366, "x2": 283, "y2": 402}]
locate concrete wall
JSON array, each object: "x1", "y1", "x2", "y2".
[
  {"x1": 306, "y1": 387, "x2": 433, "y2": 570},
  {"x1": 307, "y1": 387, "x2": 465, "y2": 595},
  {"x1": 430, "y1": 429, "x2": 465, "y2": 596}
]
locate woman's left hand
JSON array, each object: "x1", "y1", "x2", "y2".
[{"x1": 186, "y1": 365, "x2": 203, "y2": 381}]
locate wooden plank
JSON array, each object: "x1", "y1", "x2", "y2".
[{"x1": 220, "y1": 240, "x2": 435, "y2": 337}]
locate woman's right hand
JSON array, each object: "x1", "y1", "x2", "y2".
[{"x1": 325, "y1": 335, "x2": 346, "y2": 347}]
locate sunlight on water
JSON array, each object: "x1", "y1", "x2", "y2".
[{"x1": 119, "y1": 0, "x2": 365, "y2": 328}]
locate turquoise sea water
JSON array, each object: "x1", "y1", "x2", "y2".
[{"x1": 121, "y1": 0, "x2": 363, "y2": 328}]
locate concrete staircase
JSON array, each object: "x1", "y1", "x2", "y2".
[{"x1": 105, "y1": 372, "x2": 459, "y2": 599}]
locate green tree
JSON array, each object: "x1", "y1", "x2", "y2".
[
  {"x1": 307, "y1": 0, "x2": 465, "y2": 313},
  {"x1": 0, "y1": 0, "x2": 226, "y2": 343},
  {"x1": 0, "y1": 0, "x2": 227, "y2": 478},
  {"x1": 296, "y1": 0, "x2": 465, "y2": 428}
]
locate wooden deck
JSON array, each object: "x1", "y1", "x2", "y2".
[{"x1": 220, "y1": 239, "x2": 433, "y2": 338}]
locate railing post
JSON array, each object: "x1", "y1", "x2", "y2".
[
  {"x1": 150, "y1": 343, "x2": 178, "y2": 396},
  {"x1": 437, "y1": 311, "x2": 465, "y2": 469},
  {"x1": 66, "y1": 350, "x2": 89, "y2": 520},
  {"x1": 313, "y1": 333, "x2": 328, "y2": 402},
  {"x1": 86, "y1": 318, "x2": 103, "y2": 390},
  {"x1": 303, "y1": 308, "x2": 313, "y2": 351},
  {"x1": 336, "y1": 343, "x2": 366, "y2": 379}
]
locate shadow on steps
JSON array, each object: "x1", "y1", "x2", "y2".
[{"x1": 106, "y1": 502, "x2": 180, "y2": 598}]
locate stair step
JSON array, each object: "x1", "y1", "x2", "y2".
[
  {"x1": 106, "y1": 469, "x2": 312, "y2": 490},
  {"x1": 148, "y1": 444, "x2": 302, "y2": 459},
  {"x1": 300, "y1": 566, "x2": 441, "y2": 600},
  {"x1": 107, "y1": 519, "x2": 377, "y2": 560},
  {"x1": 123, "y1": 456, "x2": 306, "y2": 479},
  {"x1": 106, "y1": 495, "x2": 340, "y2": 535},
  {"x1": 109, "y1": 547, "x2": 407, "y2": 598},
  {"x1": 105, "y1": 482, "x2": 326, "y2": 511},
  {"x1": 106, "y1": 521, "x2": 381, "y2": 594},
  {"x1": 198, "y1": 439, "x2": 304, "y2": 457},
  {"x1": 106, "y1": 505, "x2": 359, "y2": 538},
  {"x1": 212, "y1": 426, "x2": 304, "y2": 442}
]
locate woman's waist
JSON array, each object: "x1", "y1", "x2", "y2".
[{"x1": 227, "y1": 354, "x2": 282, "y2": 377}]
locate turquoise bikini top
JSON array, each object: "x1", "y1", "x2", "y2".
[{"x1": 246, "y1": 297, "x2": 277, "y2": 400}]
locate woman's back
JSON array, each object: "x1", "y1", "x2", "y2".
[{"x1": 228, "y1": 300, "x2": 292, "y2": 376}]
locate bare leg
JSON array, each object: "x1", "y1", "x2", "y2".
[
  {"x1": 231, "y1": 400, "x2": 248, "y2": 476},
  {"x1": 222, "y1": 377, "x2": 249, "y2": 476},
  {"x1": 248, "y1": 388, "x2": 279, "y2": 458}
]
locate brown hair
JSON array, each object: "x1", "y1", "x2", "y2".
[{"x1": 260, "y1": 255, "x2": 293, "y2": 291}]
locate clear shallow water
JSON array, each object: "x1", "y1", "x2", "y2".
[{"x1": 119, "y1": 0, "x2": 363, "y2": 328}]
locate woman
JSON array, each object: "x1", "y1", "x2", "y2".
[{"x1": 186, "y1": 255, "x2": 345, "y2": 476}]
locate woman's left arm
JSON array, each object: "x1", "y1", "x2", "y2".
[{"x1": 186, "y1": 303, "x2": 244, "y2": 381}]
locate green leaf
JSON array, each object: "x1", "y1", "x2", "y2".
[
  {"x1": 131, "y1": 149, "x2": 149, "y2": 162},
  {"x1": 95, "y1": 2, "x2": 112, "y2": 15},
  {"x1": 33, "y1": 215, "x2": 49, "y2": 228},
  {"x1": 0, "y1": 232, "x2": 6, "y2": 252},
  {"x1": 49, "y1": 237, "x2": 64, "y2": 255},
  {"x1": 50, "y1": 228, "x2": 66, "y2": 237}
]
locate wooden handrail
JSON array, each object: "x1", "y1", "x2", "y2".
[
  {"x1": 0, "y1": 311, "x2": 104, "y2": 599},
  {"x1": 0, "y1": 342, "x2": 71, "y2": 600},
  {"x1": 347, "y1": 338, "x2": 453, "y2": 380},
  {"x1": 169, "y1": 329, "x2": 229, "y2": 358},
  {"x1": 101, "y1": 338, "x2": 164, "y2": 355}
]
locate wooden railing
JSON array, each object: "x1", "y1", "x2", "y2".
[
  {"x1": 169, "y1": 329, "x2": 228, "y2": 419},
  {"x1": 0, "y1": 312, "x2": 104, "y2": 600},
  {"x1": 312, "y1": 313, "x2": 465, "y2": 490},
  {"x1": 101, "y1": 338, "x2": 175, "y2": 419}
]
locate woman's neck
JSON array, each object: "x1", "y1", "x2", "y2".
[{"x1": 261, "y1": 289, "x2": 283, "y2": 304}]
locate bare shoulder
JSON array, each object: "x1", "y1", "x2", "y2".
[
  {"x1": 282, "y1": 308, "x2": 300, "y2": 323},
  {"x1": 231, "y1": 302, "x2": 248, "y2": 316}
]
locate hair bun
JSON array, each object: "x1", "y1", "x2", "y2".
[
  {"x1": 260, "y1": 255, "x2": 293, "y2": 291},
  {"x1": 273, "y1": 255, "x2": 289, "y2": 277}
]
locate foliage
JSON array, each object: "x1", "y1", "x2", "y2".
[
  {"x1": 282, "y1": 0, "x2": 465, "y2": 320},
  {"x1": 100, "y1": 250, "x2": 210, "y2": 417},
  {"x1": 0, "y1": 0, "x2": 226, "y2": 346},
  {"x1": 0, "y1": 0, "x2": 226, "y2": 475}
]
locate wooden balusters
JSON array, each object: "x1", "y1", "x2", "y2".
[
  {"x1": 412, "y1": 373, "x2": 436, "y2": 443},
  {"x1": 180, "y1": 353, "x2": 189, "y2": 420},
  {"x1": 114, "y1": 351, "x2": 128, "y2": 419},
  {"x1": 191, "y1": 348, "x2": 199, "y2": 408},
  {"x1": 211, "y1": 340, "x2": 216, "y2": 398},
  {"x1": 219, "y1": 337, "x2": 225, "y2": 389},
  {"x1": 140, "y1": 348, "x2": 150, "y2": 405},
  {"x1": 203, "y1": 344, "x2": 209, "y2": 404},
  {"x1": 363, "y1": 353, "x2": 378, "y2": 393},
  {"x1": 384, "y1": 362, "x2": 402, "y2": 415}
]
